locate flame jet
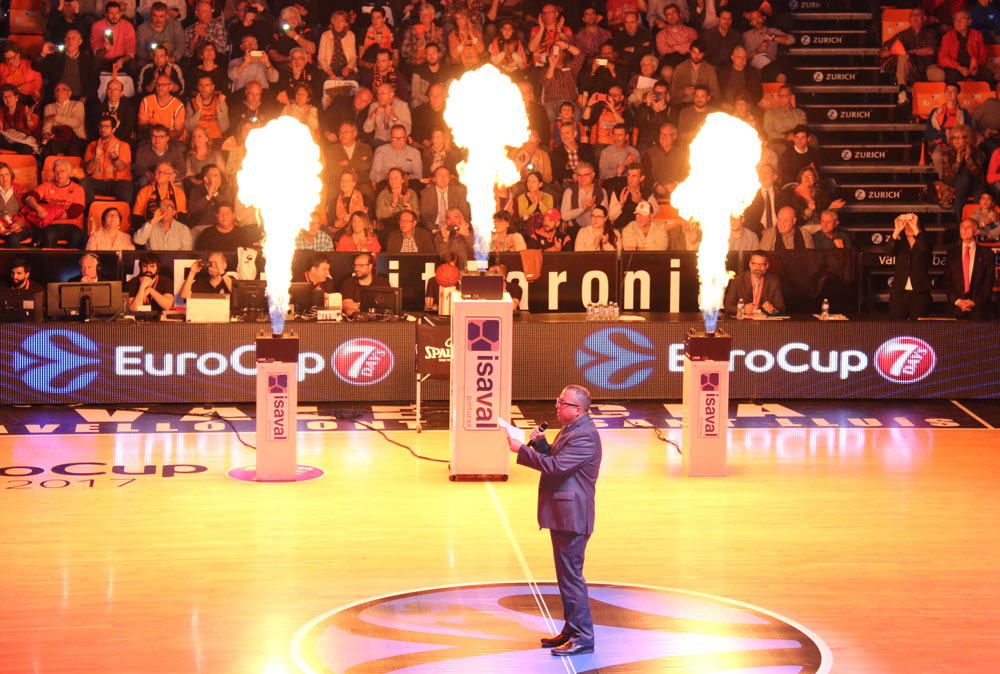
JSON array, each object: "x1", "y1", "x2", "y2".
[
  {"x1": 671, "y1": 113, "x2": 761, "y2": 332},
  {"x1": 237, "y1": 117, "x2": 323, "y2": 334},
  {"x1": 444, "y1": 65, "x2": 529, "y2": 263}
]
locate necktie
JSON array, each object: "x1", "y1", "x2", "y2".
[
  {"x1": 439, "y1": 190, "x2": 448, "y2": 226},
  {"x1": 764, "y1": 189, "x2": 773, "y2": 229},
  {"x1": 963, "y1": 244, "x2": 972, "y2": 293}
]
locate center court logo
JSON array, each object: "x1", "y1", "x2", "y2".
[
  {"x1": 14, "y1": 330, "x2": 100, "y2": 394},
  {"x1": 576, "y1": 327, "x2": 657, "y2": 389},
  {"x1": 874, "y1": 336, "x2": 936, "y2": 383},
  {"x1": 291, "y1": 582, "x2": 832, "y2": 674}
]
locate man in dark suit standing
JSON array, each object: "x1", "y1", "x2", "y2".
[
  {"x1": 507, "y1": 385, "x2": 603, "y2": 657},
  {"x1": 723, "y1": 250, "x2": 786, "y2": 315},
  {"x1": 945, "y1": 219, "x2": 995, "y2": 320}
]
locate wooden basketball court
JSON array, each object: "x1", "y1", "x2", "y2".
[{"x1": 1, "y1": 420, "x2": 998, "y2": 673}]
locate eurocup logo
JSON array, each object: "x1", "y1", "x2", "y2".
[
  {"x1": 800, "y1": 34, "x2": 811, "y2": 45},
  {"x1": 855, "y1": 189, "x2": 867, "y2": 201},
  {"x1": 874, "y1": 336, "x2": 936, "y2": 383},
  {"x1": 813, "y1": 71, "x2": 824, "y2": 82},
  {"x1": 268, "y1": 374, "x2": 288, "y2": 394},
  {"x1": 841, "y1": 149, "x2": 853, "y2": 161},
  {"x1": 700, "y1": 372, "x2": 720, "y2": 392},
  {"x1": 576, "y1": 327, "x2": 657, "y2": 389},
  {"x1": 332, "y1": 337, "x2": 395, "y2": 385},
  {"x1": 467, "y1": 318, "x2": 501, "y2": 351},
  {"x1": 826, "y1": 108, "x2": 838, "y2": 120},
  {"x1": 14, "y1": 330, "x2": 100, "y2": 394}
]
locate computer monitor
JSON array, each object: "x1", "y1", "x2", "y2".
[
  {"x1": 360, "y1": 285, "x2": 401, "y2": 315},
  {"x1": 288, "y1": 282, "x2": 323, "y2": 313},
  {"x1": 46, "y1": 282, "x2": 122, "y2": 319},
  {"x1": 230, "y1": 279, "x2": 268, "y2": 319},
  {"x1": 0, "y1": 287, "x2": 44, "y2": 322}
]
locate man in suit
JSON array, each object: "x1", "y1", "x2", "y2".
[
  {"x1": 741, "y1": 164, "x2": 786, "y2": 236},
  {"x1": 945, "y1": 219, "x2": 995, "y2": 320},
  {"x1": 888, "y1": 213, "x2": 933, "y2": 320},
  {"x1": 724, "y1": 250, "x2": 786, "y2": 315},
  {"x1": 551, "y1": 123, "x2": 597, "y2": 187},
  {"x1": 385, "y1": 210, "x2": 435, "y2": 253},
  {"x1": 419, "y1": 167, "x2": 470, "y2": 229},
  {"x1": 759, "y1": 206, "x2": 814, "y2": 251},
  {"x1": 507, "y1": 385, "x2": 603, "y2": 657},
  {"x1": 327, "y1": 121, "x2": 374, "y2": 199}
]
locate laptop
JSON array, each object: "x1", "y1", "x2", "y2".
[{"x1": 186, "y1": 293, "x2": 231, "y2": 323}]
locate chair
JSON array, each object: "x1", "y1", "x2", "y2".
[
  {"x1": 958, "y1": 81, "x2": 995, "y2": 113},
  {"x1": 0, "y1": 154, "x2": 39, "y2": 189},
  {"x1": 41, "y1": 155, "x2": 84, "y2": 182},
  {"x1": 912, "y1": 82, "x2": 946, "y2": 120},
  {"x1": 5, "y1": 34, "x2": 45, "y2": 58},
  {"x1": 87, "y1": 201, "x2": 131, "y2": 235},
  {"x1": 10, "y1": 0, "x2": 46, "y2": 34},
  {"x1": 882, "y1": 8, "x2": 911, "y2": 45}
]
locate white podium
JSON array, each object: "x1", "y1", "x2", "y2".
[
  {"x1": 449, "y1": 293, "x2": 513, "y2": 480},
  {"x1": 255, "y1": 333, "x2": 298, "y2": 481},
  {"x1": 681, "y1": 329, "x2": 730, "y2": 477}
]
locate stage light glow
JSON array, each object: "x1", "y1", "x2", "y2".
[
  {"x1": 238, "y1": 117, "x2": 323, "y2": 334},
  {"x1": 444, "y1": 65, "x2": 529, "y2": 263},
  {"x1": 671, "y1": 113, "x2": 760, "y2": 332}
]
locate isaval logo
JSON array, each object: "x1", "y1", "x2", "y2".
[
  {"x1": 14, "y1": 330, "x2": 100, "y2": 394},
  {"x1": 874, "y1": 336, "x2": 936, "y2": 383},
  {"x1": 268, "y1": 373, "x2": 288, "y2": 394},
  {"x1": 467, "y1": 318, "x2": 501, "y2": 351},
  {"x1": 576, "y1": 327, "x2": 657, "y2": 389},
  {"x1": 700, "y1": 372, "x2": 720, "y2": 392},
  {"x1": 332, "y1": 337, "x2": 395, "y2": 385}
]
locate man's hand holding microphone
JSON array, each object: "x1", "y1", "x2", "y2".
[{"x1": 507, "y1": 422, "x2": 547, "y2": 453}]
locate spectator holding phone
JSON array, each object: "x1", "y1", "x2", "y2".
[
  {"x1": 180, "y1": 251, "x2": 232, "y2": 299},
  {"x1": 132, "y1": 198, "x2": 192, "y2": 250}
]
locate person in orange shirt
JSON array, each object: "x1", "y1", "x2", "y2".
[
  {"x1": 82, "y1": 114, "x2": 134, "y2": 204},
  {"x1": 138, "y1": 74, "x2": 186, "y2": 140},
  {"x1": 21, "y1": 159, "x2": 87, "y2": 248},
  {"x1": 0, "y1": 43, "x2": 43, "y2": 103},
  {"x1": 133, "y1": 161, "x2": 187, "y2": 227}
]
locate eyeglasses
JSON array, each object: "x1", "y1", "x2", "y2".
[
  {"x1": 556, "y1": 398, "x2": 580, "y2": 408},
  {"x1": 576, "y1": 172, "x2": 594, "y2": 177}
]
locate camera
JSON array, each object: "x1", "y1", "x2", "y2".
[
  {"x1": 447, "y1": 224, "x2": 459, "y2": 233},
  {"x1": 250, "y1": 50, "x2": 263, "y2": 58},
  {"x1": 653, "y1": 93, "x2": 663, "y2": 102},
  {"x1": 197, "y1": 258, "x2": 210, "y2": 270},
  {"x1": 595, "y1": 58, "x2": 608, "y2": 67}
]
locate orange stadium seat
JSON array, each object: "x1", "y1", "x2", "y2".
[
  {"x1": 758, "y1": 83, "x2": 795, "y2": 112},
  {"x1": 882, "y1": 8, "x2": 911, "y2": 45},
  {"x1": 913, "y1": 81, "x2": 946, "y2": 120},
  {"x1": 1, "y1": 154, "x2": 39, "y2": 190},
  {"x1": 958, "y1": 81, "x2": 995, "y2": 112},
  {"x1": 87, "y1": 201, "x2": 131, "y2": 235},
  {"x1": 9, "y1": 0, "x2": 46, "y2": 34},
  {"x1": 961, "y1": 203, "x2": 980, "y2": 221},
  {"x1": 41, "y1": 155, "x2": 84, "y2": 182}
]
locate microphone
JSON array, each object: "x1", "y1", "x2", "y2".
[{"x1": 527, "y1": 421, "x2": 548, "y2": 448}]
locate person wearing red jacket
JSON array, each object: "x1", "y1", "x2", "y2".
[{"x1": 937, "y1": 10, "x2": 995, "y2": 85}]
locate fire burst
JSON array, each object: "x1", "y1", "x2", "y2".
[
  {"x1": 444, "y1": 65, "x2": 529, "y2": 263},
  {"x1": 238, "y1": 117, "x2": 323, "y2": 335},
  {"x1": 672, "y1": 113, "x2": 761, "y2": 332}
]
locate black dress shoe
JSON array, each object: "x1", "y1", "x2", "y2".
[
  {"x1": 540, "y1": 633, "x2": 571, "y2": 648},
  {"x1": 551, "y1": 641, "x2": 595, "y2": 656}
]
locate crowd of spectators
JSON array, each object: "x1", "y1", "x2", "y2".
[{"x1": 0, "y1": 0, "x2": 992, "y2": 319}]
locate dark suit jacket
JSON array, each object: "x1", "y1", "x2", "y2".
[
  {"x1": 717, "y1": 63, "x2": 763, "y2": 107},
  {"x1": 944, "y1": 243, "x2": 994, "y2": 312},
  {"x1": 889, "y1": 232, "x2": 933, "y2": 293},
  {"x1": 41, "y1": 51, "x2": 100, "y2": 103},
  {"x1": 418, "y1": 183, "x2": 470, "y2": 225},
  {"x1": 724, "y1": 271, "x2": 786, "y2": 314},
  {"x1": 87, "y1": 98, "x2": 137, "y2": 144},
  {"x1": 326, "y1": 141, "x2": 374, "y2": 188},
  {"x1": 384, "y1": 226, "x2": 436, "y2": 253},
  {"x1": 741, "y1": 186, "x2": 788, "y2": 236},
  {"x1": 517, "y1": 413, "x2": 602, "y2": 535},
  {"x1": 551, "y1": 143, "x2": 597, "y2": 185}
]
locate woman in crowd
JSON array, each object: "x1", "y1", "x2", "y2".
[
  {"x1": 336, "y1": 210, "x2": 382, "y2": 253},
  {"x1": 318, "y1": 10, "x2": 357, "y2": 80},
  {"x1": 422, "y1": 128, "x2": 463, "y2": 177},
  {"x1": 574, "y1": 205, "x2": 620, "y2": 251},
  {"x1": 185, "y1": 42, "x2": 228, "y2": 98},
  {"x1": 935, "y1": 124, "x2": 984, "y2": 218},
  {"x1": 184, "y1": 126, "x2": 226, "y2": 192},
  {"x1": 330, "y1": 169, "x2": 368, "y2": 232},
  {"x1": 787, "y1": 166, "x2": 845, "y2": 229},
  {"x1": 268, "y1": 6, "x2": 317, "y2": 64},
  {"x1": 511, "y1": 129, "x2": 552, "y2": 184},
  {"x1": 489, "y1": 19, "x2": 529, "y2": 78},
  {"x1": 375, "y1": 167, "x2": 420, "y2": 227},
  {"x1": 86, "y1": 207, "x2": 134, "y2": 251},
  {"x1": 449, "y1": 8, "x2": 486, "y2": 69},
  {"x1": 0, "y1": 162, "x2": 30, "y2": 247},
  {"x1": 280, "y1": 83, "x2": 319, "y2": 138},
  {"x1": 0, "y1": 84, "x2": 39, "y2": 154},
  {"x1": 515, "y1": 171, "x2": 554, "y2": 219},
  {"x1": 490, "y1": 210, "x2": 527, "y2": 252}
]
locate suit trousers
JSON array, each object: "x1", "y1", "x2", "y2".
[{"x1": 550, "y1": 529, "x2": 594, "y2": 646}]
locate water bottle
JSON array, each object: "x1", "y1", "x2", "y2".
[
  {"x1": 611, "y1": 302, "x2": 619, "y2": 319},
  {"x1": 586, "y1": 303, "x2": 594, "y2": 321},
  {"x1": 821, "y1": 298, "x2": 829, "y2": 320},
  {"x1": 736, "y1": 298, "x2": 744, "y2": 320}
]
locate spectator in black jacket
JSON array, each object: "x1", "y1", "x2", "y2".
[{"x1": 888, "y1": 213, "x2": 933, "y2": 320}]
